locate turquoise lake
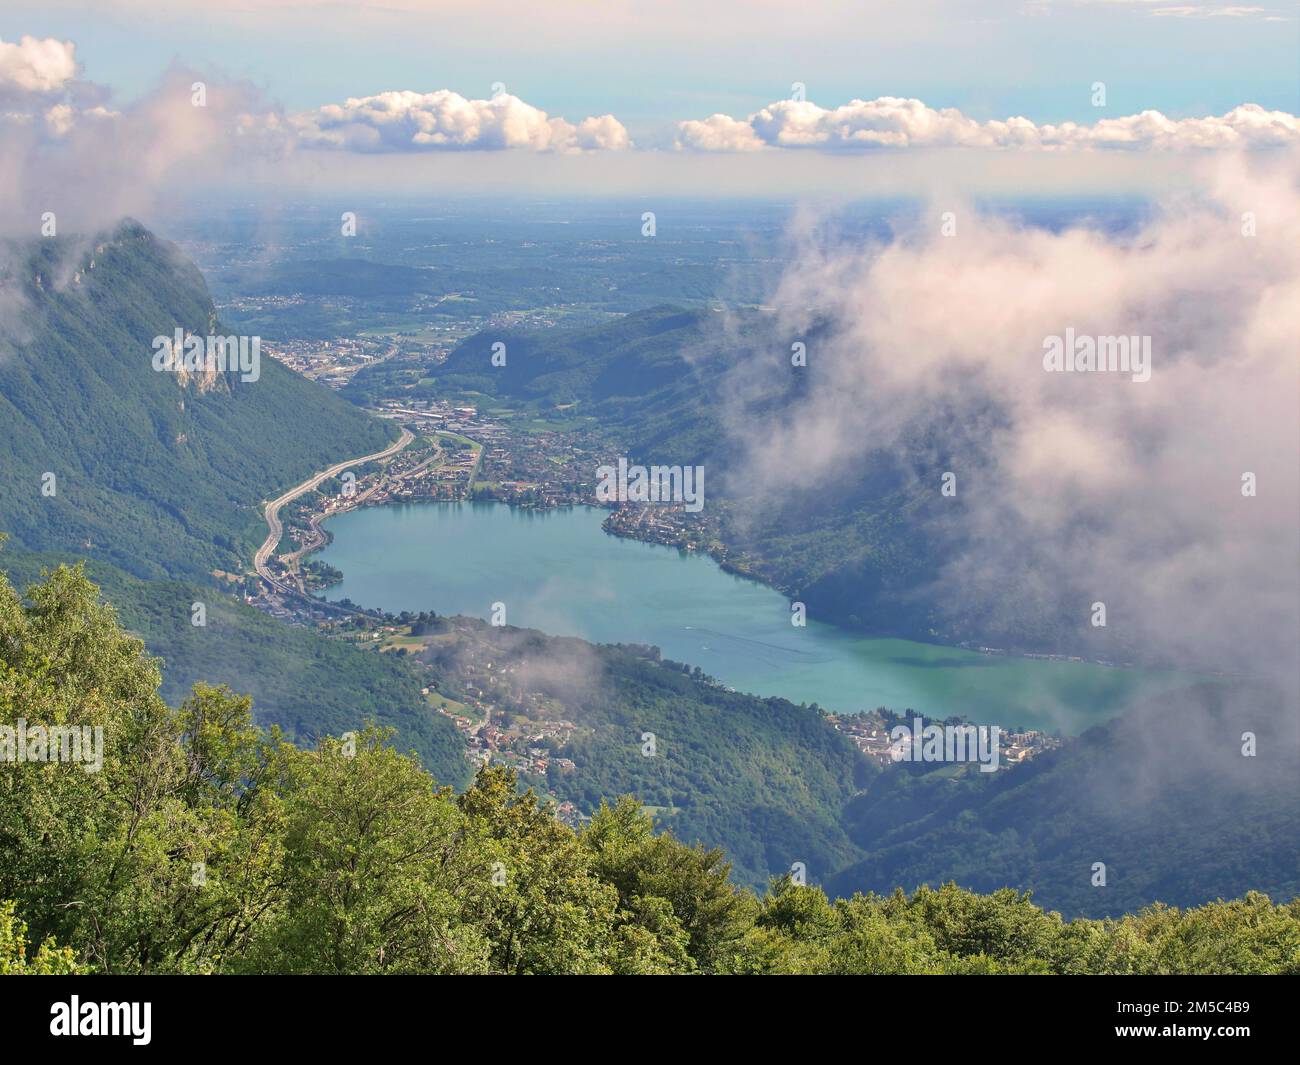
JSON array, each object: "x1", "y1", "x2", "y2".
[{"x1": 316, "y1": 501, "x2": 1197, "y2": 734}]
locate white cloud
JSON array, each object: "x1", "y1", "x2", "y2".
[
  {"x1": 41, "y1": 101, "x2": 116, "y2": 136},
  {"x1": 1089, "y1": 0, "x2": 1283, "y2": 14},
  {"x1": 674, "y1": 113, "x2": 766, "y2": 152},
  {"x1": 0, "y1": 67, "x2": 288, "y2": 238},
  {"x1": 1150, "y1": 6, "x2": 1267, "y2": 15},
  {"x1": 676, "y1": 97, "x2": 1300, "y2": 152},
  {"x1": 571, "y1": 113, "x2": 632, "y2": 151},
  {"x1": 0, "y1": 35, "x2": 77, "y2": 95},
  {"x1": 292, "y1": 90, "x2": 630, "y2": 153},
  {"x1": 721, "y1": 152, "x2": 1300, "y2": 674}
]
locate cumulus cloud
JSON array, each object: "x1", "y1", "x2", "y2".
[
  {"x1": 571, "y1": 113, "x2": 632, "y2": 152},
  {"x1": 719, "y1": 152, "x2": 1300, "y2": 681},
  {"x1": 676, "y1": 97, "x2": 1300, "y2": 152},
  {"x1": 0, "y1": 35, "x2": 77, "y2": 97},
  {"x1": 674, "y1": 113, "x2": 765, "y2": 152},
  {"x1": 292, "y1": 90, "x2": 630, "y2": 153}
]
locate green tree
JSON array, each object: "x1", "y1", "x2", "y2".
[
  {"x1": 456, "y1": 767, "x2": 618, "y2": 974},
  {"x1": 0, "y1": 900, "x2": 85, "y2": 974},
  {"x1": 239, "y1": 728, "x2": 484, "y2": 974},
  {"x1": 583, "y1": 797, "x2": 753, "y2": 973}
]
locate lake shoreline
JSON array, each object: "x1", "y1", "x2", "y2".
[{"x1": 311, "y1": 499, "x2": 1202, "y2": 734}]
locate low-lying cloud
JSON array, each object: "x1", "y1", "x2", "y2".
[
  {"x1": 0, "y1": 63, "x2": 286, "y2": 239},
  {"x1": 724, "y1": 152, "x2": 1300, "y2": 680},
  {"x1": 677, "y1": 97, "x2": 1300, "y2": 152}
]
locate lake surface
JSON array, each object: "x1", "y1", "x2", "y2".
[{"x1": 316, "y1": 501, "x2": 1195, "y2": 734}]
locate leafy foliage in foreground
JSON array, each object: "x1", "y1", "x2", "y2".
[
  {"x1": 0, "y1": 902, "x2": 84, "y2": 975},
  {"x1": 0, "y1": 549, "x2": 468, "y2": 788},
  {"x1": 1, "y1": 563, "x2": 1296, "y2": 974}
]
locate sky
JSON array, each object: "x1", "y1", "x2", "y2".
[
  {"x1": 0, "y1": 1, "x2": 1297, "y2": 207},
  {"x1": 5, "y1": 0, "x2": 1297, "y2": 130}
]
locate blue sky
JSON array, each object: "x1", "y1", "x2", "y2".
[
  {"x1": 2, "y1": 1, "x2": 1296, "y2": 208},
  {"x1": 7, "y1": 0, "x2": 1298, "y2": 139}
]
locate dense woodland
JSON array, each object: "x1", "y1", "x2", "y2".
[{"x1": 1, "y1": 563, "x2": 1296, "y2": 975}]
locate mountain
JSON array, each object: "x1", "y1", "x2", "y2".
[
  {"x1": 399, "y1": 309, "x2": 1300, "y2": 915},
  {"x1": 0, "y1": 221, "x2": 396, "y2": 582},
  {"x1": 426, "y1": 304, "x2": 716, "y2": 420},
  {"x1": 826, "y1": 683, "x2": 1300, "y2": 918},
  {"x1": 0, "y1": 223, "x2": 472, "y2": 768}
]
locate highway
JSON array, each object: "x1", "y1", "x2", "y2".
[{"x1": 254, "y1": 427, "x2": 414, "y2": 597}]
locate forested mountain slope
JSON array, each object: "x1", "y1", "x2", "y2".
[
  {"x1": 0, "y1": 222, "x2": 395, "y2": 582},
  {"x1": 827, "y1": 683, "x2": 1300, "y2": 918}
]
